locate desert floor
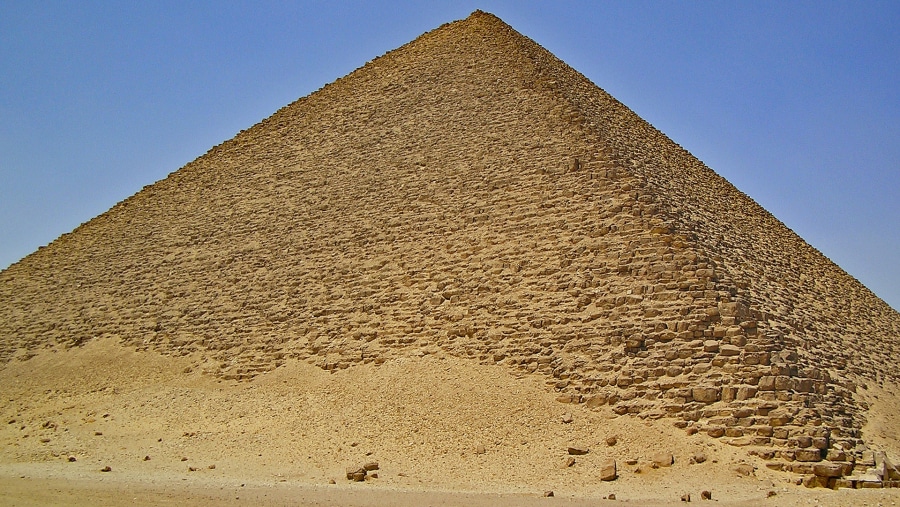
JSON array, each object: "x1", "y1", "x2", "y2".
[{"x1": 2, "y1": 338, "x2": 899, "y2": 506}]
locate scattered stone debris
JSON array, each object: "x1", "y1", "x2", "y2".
[
  {"x1": 475, "y1": 445, "x2": 486, "y2": 455},
  {"x1": 606, "y1": 494, "x2": 616, "y2": 500},
  {"x1": 208, "y1": 464, "x2": 216, "y2": 470},
  {"x1": 766, "y1": 490, "x2": 776, "y2": 498},
  {"x1": 563, "y1": 457, "x2": 576, "y2": 468},
  {"x1": 143, "y1": 455, "x2": 151, "y2": 461},
  {"x1": 681, "y1": 492, "x2": 691, "y2": 502},
  {"x1": 543, "y1": 490, "x2": 554, "y2": 497},
  {"x1": 561, "y1": 413, "x2": 573, "y2": 424},
  {"x1": 701, "y1": 490, "x2": 711, "y2": 500},
  {"x1": 100, "y1": 466, "x2": 111, "y2": 472},
  {"x1": 346, "y1": 467, "x2": 366, "y2": 482},
  {"x1": 734, "y1": 464, "x2": 754, "y2": 476},
  {"x1": 690, "y1": 452, "x2": 707, "y2": 464},
  {"x1": 67, "y1": 456, "x2": 76, "y2": 462},
  {"x1": 606, "y1": 436, "x2": 618, "y2": 446},
  {"x1": 567, "y1": 446, "x2": 589, "y2": 456},
  {"x1": 346, "y1": 462, "x2": 379, "y2": 482}
]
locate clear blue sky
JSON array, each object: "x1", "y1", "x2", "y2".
[{"x1": 2, "y1": 1, "x2": 898, "y2": 311}]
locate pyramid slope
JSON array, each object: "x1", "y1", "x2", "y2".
[{"x1": 2, "y1": 10, "x2": 899, "y2": 480}]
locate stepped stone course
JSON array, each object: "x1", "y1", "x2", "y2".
[{"x1": 1, "y1": 10, "x2": 898, "y2": 486}]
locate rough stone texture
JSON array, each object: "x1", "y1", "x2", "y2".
[
  {"x1": 0, "y1": 9, "x2": 898, "y2": 474},
  {"x1": 600, "y1": 459, "x2": 617, "y2": 481}
]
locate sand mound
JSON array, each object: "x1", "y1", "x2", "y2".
[{"x1": 2, "y1": 339, "x2": 899, "y2": 505}]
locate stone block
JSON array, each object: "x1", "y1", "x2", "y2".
[
  {"x1": 692, "y1": 387, "x2": 719, "y2": 403},
  {"x1": 796, "y1": 449, "x2": 823, "y2": 462},
  {"x1": 719, "y1": 344, "x2": 742, "y2": 356},
  {"x1": 813, "y1": 462, "x2": 843, "y2": 478},
  {"x1": 736, "y1": 386, "x2": 757, "y2": 400},
  {"x1": 600, "y1": 459, "x2": 617, "y2": 481}
]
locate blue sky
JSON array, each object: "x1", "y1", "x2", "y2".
[{"x1": 1, "y1": 1, "x2": 898, "y2": 311}]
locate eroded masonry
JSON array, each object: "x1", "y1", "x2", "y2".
[{"x1": 2, "y1": 10, "x2": 899, "y2": 488}]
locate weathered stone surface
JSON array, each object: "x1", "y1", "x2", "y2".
[
  {"x1": 346, "y1": 466, "x2": 367, "y2": 482},
  {"x1": 813, "y1": 462, "x2": 843, "y2": 478},
  {"x1": 600, "y1": 459, "x2": 617, "y2": 481},
  {"x1": 796, "y1": 449, "x2": 824, "y2": 462},
  {"x1": 693, "y1": 387, "x2": 719, "y2": 403},
  {"x1": 719, "y1": 345, "x2": 742, "y2": 357},
  {"x1": 652, "y1": 453, "x2": 674, "y2": 467},
  {"x1": 0, "y1": 8, "x2": 897, "y2": 479}
]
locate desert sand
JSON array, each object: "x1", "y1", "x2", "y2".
[
  {"x1": 3, "y1": 10, "x2": 900, "y2": 506},
  {"x1": 2, "y1": 338, "x2": 898, "y2": 505}
]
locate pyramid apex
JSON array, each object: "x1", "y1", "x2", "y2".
[{"x1": 465, "y1": 9, "x2": 508, "y2": 26}]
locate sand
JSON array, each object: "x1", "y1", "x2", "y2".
[{"x1": 2, "y1": 338, "x2": 898, "y2": 505}]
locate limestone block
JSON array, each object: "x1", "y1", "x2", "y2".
[
  {"x1": 813, "y1": 462, "x2": 843, "y2": 478},
  {"x1": 719, "y1": 344, "x2": 741, "y2": 356},
  {"x1": 736, "y1": 386, "x2": 758, "y2": 400},
  {"x1": 758, "y1": 376, "x2": 776, "y2": 391},
  {"x1": 796, "y1": 449, "x2": 823, "y2": 462},
  {"x1": 692, "y1": 387, "x2": 720, "y2": 403},
  {"x1": 600, "y1": 459, "x2": 617, "y2": 481}
]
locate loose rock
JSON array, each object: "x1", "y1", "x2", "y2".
[
  {"x1": 600, "y1": 459, "x2": 617, "y2": 481},
  {"x1": 652, "y1": 453, "x2": 674, "y2": 467},
  {"x1": 567, "y1": 446, "x2": 589, "y2": 456},
  {"x1": 346, "y1": 466, "x2": 367, "y2": 482}
]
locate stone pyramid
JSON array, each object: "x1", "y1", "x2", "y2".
[{"x1": 2, "y1": 10, "x2": 899, "y2": 486}]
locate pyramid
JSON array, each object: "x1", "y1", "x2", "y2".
[{"x1": 2, "y1": 10, "x2": 899, "y2": 485}]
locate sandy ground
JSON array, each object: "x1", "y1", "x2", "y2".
[{"x1": 2, "y1": 338, "x2": 899, "y2": 506}]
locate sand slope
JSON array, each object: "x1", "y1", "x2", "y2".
[{"x1": 2, "y1": 339, "x2": 899, "y2": 505}]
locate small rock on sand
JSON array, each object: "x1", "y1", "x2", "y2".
[
  {"x1": 600, "y1": 459, "x2": 617, "y2": 481},
  {"x1": 652, "y1": 453, "x2": 674, "y2": 467}
]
